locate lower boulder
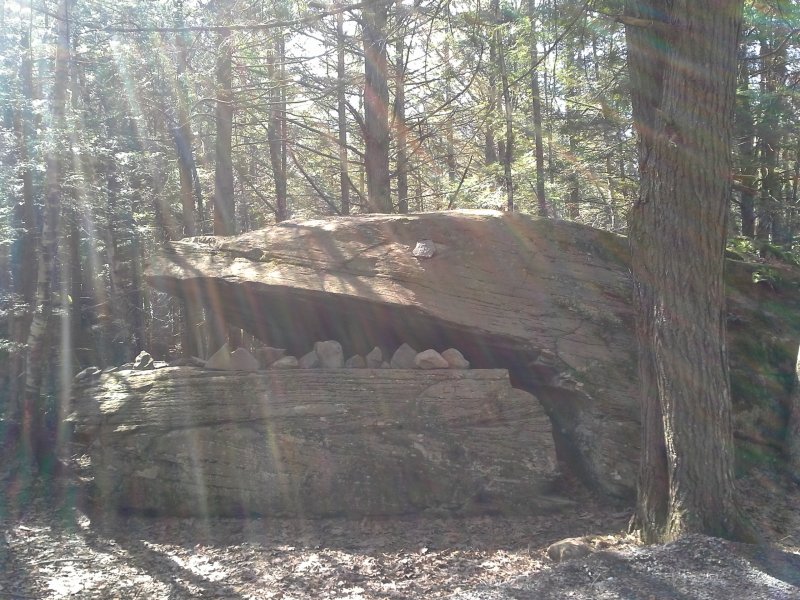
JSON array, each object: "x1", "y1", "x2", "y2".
[{"x1": 69, "y1": 367, "x2": 558, "y2": 517}]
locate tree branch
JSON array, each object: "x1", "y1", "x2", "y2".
[{"x1": 89, "y1": 0, "x2": 381, "y2": 34}]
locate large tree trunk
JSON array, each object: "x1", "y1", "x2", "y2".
[
  {"x1": 362, "y1": 0, "x2": 392, "y2": 213},
  {"x1": 625, "y1": 0, "x2": 748, "y2": 542},
  {"x1": 22, "y1": 0, "x2": 70, "y2": 468}
]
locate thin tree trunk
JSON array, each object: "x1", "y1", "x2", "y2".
[
  {"x1": 268, "y1": 32, "x2": 288, "y2": 222},
  {"x1": 171, "y1": 15, "x2": 202, "y2": 358},
  {"x1": 104, "y1": 160, "x2": 131, "y2": 364},
  {"x1": 211, "y1": 23, "x2": 237, "y2": 351},
  {"x1": 362, "y1": 0, "x2": 392, "y2": 213},
  {"x1": 485, "y1": 2, "x2": 498, "y2": 165},
  {"x1": 786, "y1": 345, "x2": 800, "y2": 483},
  {"x1": 175, "y1": 23, "x2": 198, "y2": 238},
  {"x1": 757, "y1": 39, "x2": 786, "y2": 245},
  {"x1": 496, "y1": 22, "x2": 514, "y2": 211},
  {"x1": 735, "y1": 57, "x2": 757, "y2": 237},
  {"x1": 394, "y1": 0, "x2": 408, "y2": 214},
  {"x1": 443, "y1": 26, "x2": 456, "y2": 184},
  {"x1": 22, "y1": 0, "x2": 70, "y2": 468},
  {"x1": 529, "y1": 0, "x2": 547, "y2": 217},
  {"x1": 214, "y1": 26, "x2": 235, "y2": 236},
  {"x1": 626, "y1": 0, "x2": 749, "y2": 543},
  {"x1": 336, "y1": 8, "x2": 350, "y2": 215},
  {"x1": 7, "y1": 29, "x2": 38, "y2": 413}
]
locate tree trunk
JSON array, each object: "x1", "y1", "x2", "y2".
[
  {"x1": 7, "y1": 29, "x2": 38, "y2": 414},
  {"x1": 336, "y1": 8, "x2": 350, "y2": 215},
  {"x1": 757, "y1": 39, "x2": 786, "y2": 245},
  {"x1": 443, "y1": 25, "x2": 457, "y2": 185},
  {"x1": 529, "y1": 0, "x2": 547, "y2": 217},
  {"x1": 735, "y1": 56, "x2": 757, "y2": 237},
  {"x1": 625, "y1": 0, "x2": 749, "y2": 543},
  {"x1": 213, "y1": 26, "x2": 235, "y2": 236},
  {"x1": 211, "y1": 22, "x2": 238, "y2": 351},
  {"x1": 172, "y1": 27, "x2": 203, "y2": 357},
  {"x1": 22, "y1": 0, "x2": 70, "y2": 468},
  {"x1": 394, "y1": 0, "x2": 408, "y2": 214},
  {"x1": 174, "y1": 23, "x2": 199, "y2": 238},
  {"x1": 362, "y1": 0, "x2": 392, "y2": 213},
  {"x1": 787, "y1": 345, "x2": 800, "y2": 484},
  {"x1": 496, "y1": 21, "x2": 514, "y2": 211},
  {"x1": 267, "y1": 31, "x2": 288, "y2": 222},
  {"x1": 484, "y1": 1, "x2": 498, "y2": 166}
]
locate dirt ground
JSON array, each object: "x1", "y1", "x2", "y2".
[{"x1": 1, "y1": 473, "x2": 798, "y2": 599}]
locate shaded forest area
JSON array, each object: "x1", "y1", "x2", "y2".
[{"x1": 1, "y1": 0, "x2": 799, "y2": 475}]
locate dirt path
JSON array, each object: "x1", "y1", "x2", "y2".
[{"x1": 1, "y1": 475, "x2": 797, "y2": 599}]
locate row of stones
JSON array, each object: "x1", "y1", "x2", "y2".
[
  {"x1": 75, "y1": 342, "x2": 470, "y2": 382},
  {"x1": 202, "y1": 341, "x2": 471, "y2": 371}
]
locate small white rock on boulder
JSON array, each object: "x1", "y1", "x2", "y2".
[{"x1": 133, "y1": 351, "x2": 155, "y2": 370}]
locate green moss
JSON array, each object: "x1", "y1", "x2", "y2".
[{"x1": 735, "y1": 439, "x2": 781, "y2": 477}]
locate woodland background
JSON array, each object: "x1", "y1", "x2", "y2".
[{"x1": 0, "y1": 0, "x2": 798, "y2": 432}]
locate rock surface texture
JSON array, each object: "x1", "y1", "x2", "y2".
[
  {"x1": 69, "y1": 367, "x2": 558, "y2": 517},
  {"x1": 145, "y1": 210, "x2": 800, "y2": 498}
]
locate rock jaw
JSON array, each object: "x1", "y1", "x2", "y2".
[{"x1": 146, "y1": 211, "x2": 643, "y2": 499}]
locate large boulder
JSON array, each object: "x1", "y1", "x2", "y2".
[
  {"x1": 68, "y1": 367, "x2": 558, "y2": 517},
  {"x1": 145, "y1": 210, "x2": 800, "y2": 497}
]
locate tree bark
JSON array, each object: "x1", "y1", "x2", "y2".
[
  {"x1": 528, "y1": 0, "x2": 547, "y2": 217},
  {"x1": 336, "y1": 8, "x2": 350, "y2": 215},
  {"x1": 362, "y1": 0, "x2": 392, "y2": 213},
  {"x1": 7, "y1": 29, "x2": 38, "y2": 414},
  {"x1": 484, "y1": 1, "x2": 498, "y2": 166},
  {"x1": 496, "y1": 21, "x2": 514, "y2": 211},
  {"x1": 625, "y1": 0, "x2": 750, "y2": 542},
  {"x1": 267, "y1": 31, "x2": 288, "y2": 222},
  {"x1": 394, "y1": 0, "x2": 408, "y2": 214},
  {"x1": 210, "y1": 22, "x2": 239, "y2": 352},
  {"x1": 22, "y1": 0, "x2": 70, "y2": 468},
  {"x1": 174, "y1": 21, "x2": 200, "y2": 238},
  {"x1": 756, "y1": 39, "x2": 786, "y2": 245},
  {"x1": 214, "y1": 26, "x2": 235, "y2": 236},
  {"x1": 735, "y1": 56, "x2": 757, "y2": 238},
  {"x1": 787, "y1": 345, "x2": 800, "y2": 484}
]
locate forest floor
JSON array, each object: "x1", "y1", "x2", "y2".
[{"x1": 1, "y1": 471, "x2": 799, "y2": 599}]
